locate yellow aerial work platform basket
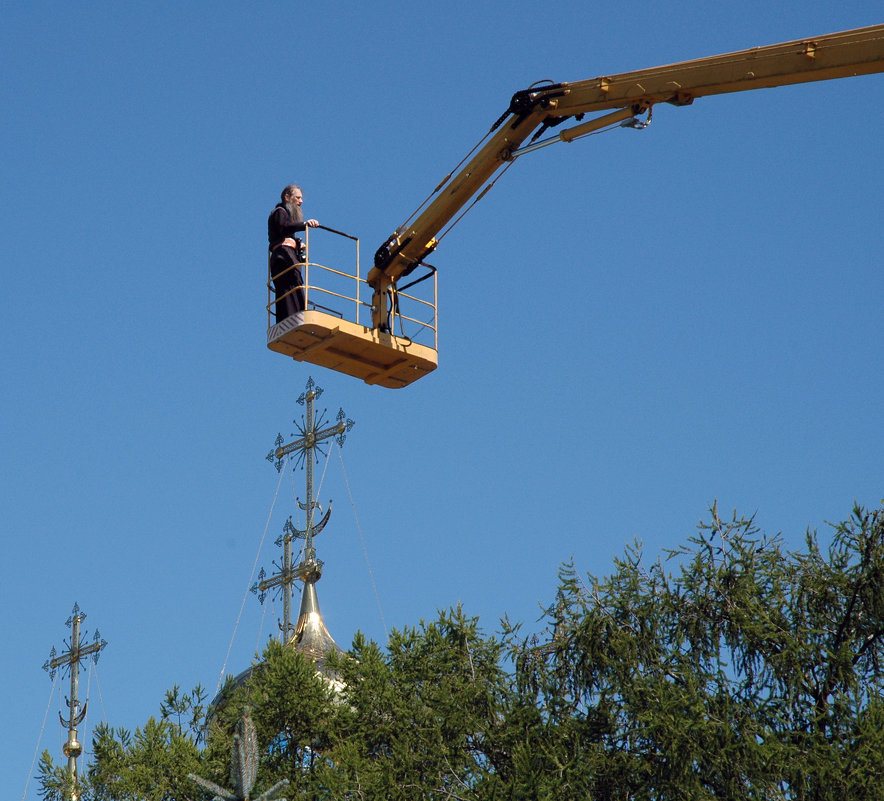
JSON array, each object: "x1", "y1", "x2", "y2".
[{"x1": 267, "y1": 227, "x2": 438, "y2": 389}]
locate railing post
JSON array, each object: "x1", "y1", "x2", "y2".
[
  {"x1": 355, "y1": 238, "x2": 361, "y2": 327},
  {"x1": 304, "y1": 227, "x2": 310, "y2": 310}
]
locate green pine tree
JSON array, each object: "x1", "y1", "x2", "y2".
[{"x1": 38, "y1": 505, "x2": 884, "y2": 800}]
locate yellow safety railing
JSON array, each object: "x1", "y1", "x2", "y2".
[{"x1": 267, "y1": 226, "x2": 437, "y2": 352}]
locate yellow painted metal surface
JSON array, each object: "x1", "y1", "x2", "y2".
[
  {"x1": 267, "y1": 310, "x2": 437, "y2": 389},
  {"x1": 370, "y1": 25, "x2": 884, "y2": 288}
]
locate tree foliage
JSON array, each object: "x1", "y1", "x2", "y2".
[
  {"x1": 39, "y1": 686, "x2": 207, "y2": 801},
  {"x1": 39, "y1": 505, "x2": 884, "y2": 800},
  {"x1": 506, "y1": 504, "x2": 884, "y2": 800}
]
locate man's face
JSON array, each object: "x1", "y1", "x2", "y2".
[{"x1": 287, "y1": 190, "x2": 303, "y2": 207}]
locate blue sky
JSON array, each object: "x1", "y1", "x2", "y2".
[{"x1": 4, "y1": 2, "x2": 882, "y2": 795}]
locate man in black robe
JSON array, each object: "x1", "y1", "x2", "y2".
[{"x1": 267, "y1": 185, "x2": 319, "y2": 323}]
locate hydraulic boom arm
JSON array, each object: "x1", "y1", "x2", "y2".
[{"x1": 368, "y1": 23, "x2": 884, "y2": 329}]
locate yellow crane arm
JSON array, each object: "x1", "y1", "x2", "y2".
[
  {"x1": 550, "y1": 23, "x2": 884, "y2": 115},
  {"x1": 368, "y1": 23, "x2": 884, "y2": 327}
]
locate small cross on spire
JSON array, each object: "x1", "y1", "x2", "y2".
[{"x1": 42, "y1": 603, "x2": 107, "y2": 799}]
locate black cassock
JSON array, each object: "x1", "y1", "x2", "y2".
[{"x1": 267, "y1": 202, "x2": 308, "y2": 323}]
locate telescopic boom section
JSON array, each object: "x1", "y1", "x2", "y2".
[{"x1": 367, "y1": 23, "x2": 884, "y2": 328}]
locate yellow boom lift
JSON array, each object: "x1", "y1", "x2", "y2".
[{"x1": 267, "y1": 24, "x2": 884, "y2": 389}]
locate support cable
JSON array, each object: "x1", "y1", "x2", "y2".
[
  {"x1": 214, "y1": 456, "x2": 288, "y2": 698},
  {"x1": 397, "y1": 124, "x2": 501, "y2": 232},
  {"x1": 92, "y1": 661, "x2": 111, "y2": 754},
  {"x1": 315, "y1": 439, "x2": 333, "y2": 502},
  {"x1": 434, "y1": 159, "x2": 517, "y2": 247},
  {"x1": 81, "y1": 663, "x2": 93, "y2": 773},
  {"x1": 336, "y1": 446, "x2": 388, "y2": 639},
  {"x1": 286, "y1": 438, "x2": 333, "y2": 531},
  {"x1": 288, "y1": 453, "x2": 299, "y2": 507},
  {"x1": 436, "y1": 111, "x2": 645, "y2": 245},
  {"x1": 93, "y1": 662, "x2": 108, "y2": 725},
  {"x1": 21, "y1": 673, "x2": 58, "y2": 801},
  {"x1": 254, "y1": 597, "x2": 269, "y2": 654}
]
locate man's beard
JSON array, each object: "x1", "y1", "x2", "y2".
[{"x1": 285, "y1": 201, "x2": 304, "y2": 223}]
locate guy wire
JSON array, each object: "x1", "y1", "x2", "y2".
[
  {"x1": 21, "y1": 672, "x2": 58, "y2": 801},
  {"x1": 214, "y1": 455, "x2": 287, "y2": 698},
  {"x1": 337, "y1": 446, "x2": 388, "y2": 639}
]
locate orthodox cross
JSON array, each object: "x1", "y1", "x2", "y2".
[
  {"x1": 256, "y1": 376, "x2": 354, "y2": 642},
  {"x1": 42, "y1": 603, "x2": 107, "y2": 799}
]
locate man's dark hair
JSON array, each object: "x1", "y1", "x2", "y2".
[{"x1": 281, "y1": 184, "x2": 301, "y2": 202}]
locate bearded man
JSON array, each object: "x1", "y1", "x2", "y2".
[{"x1": 267, "y1": 185, "x2": 320, "y2": 323}]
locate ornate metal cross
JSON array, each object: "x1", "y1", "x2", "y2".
[
  {"x1": 42, "y1": 602, "x2": 107, "y2": 799},
  {"x1": 257, "y1": 377, "x2": 354, "y2": 642}
]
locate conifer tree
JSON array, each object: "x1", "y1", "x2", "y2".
[
  {"x1": 38, "y1": 505, "x2": 884, "y2": 800},
  {"x1": 504, "y1": 504, "x2": 884, "y2": 800}
]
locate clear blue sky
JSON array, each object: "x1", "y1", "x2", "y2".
[{"x1": 4, "y1": 2, "x2": 881, "y2": 795}]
